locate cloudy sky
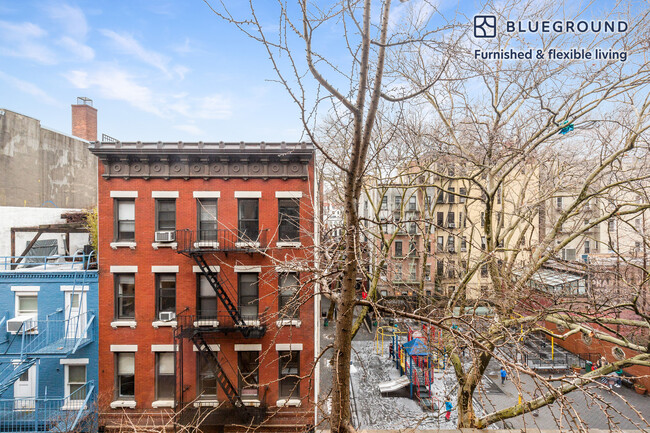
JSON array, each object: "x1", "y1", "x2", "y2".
[{"x1": 0, "y1": 1, "x2": 314, "y2": 141}]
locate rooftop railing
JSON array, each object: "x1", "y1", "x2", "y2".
[{"x1": 0, "y1": 252, "x2": 97, "y2": 271}]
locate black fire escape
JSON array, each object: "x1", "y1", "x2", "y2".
[{"x1": 173, "y1": 228, "x2": 268, "y2": 427}]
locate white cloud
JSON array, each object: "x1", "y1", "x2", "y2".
[
  {"x1": 59, "y1": 36, "x2": 95, "y2": 61},
  {"x1": 174, "y1": 124, "x2": 204, "y2": 135},
  {"x1": 0, "y1": 71, "x2": 58, "y2": 105},
  {"x1": 46, "y1": 4, "x2": 89, "y2": 39},
  {"x1": 65, "y1": 67, "x2": 163, "y2": 116},
  {"x1": 0, "y1": 21, "x2": 57, "y2": 64}
]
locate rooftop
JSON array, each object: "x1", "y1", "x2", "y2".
[{"x1": 88, "y1": 141, "x2": 314, "y2": 157}]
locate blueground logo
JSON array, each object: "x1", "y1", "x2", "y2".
[{"x1": 474, "y1": 15, "x2": 496, "y2": 38}]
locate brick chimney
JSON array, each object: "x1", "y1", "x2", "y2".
[{"x1": 71, "y1": 97, "x2": 97, "y2": 141}]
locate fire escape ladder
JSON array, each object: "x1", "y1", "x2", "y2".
[
  {"x1": 190, "y1": 332, "x2": 245, "y2": 409},
  {"x1": 191, "y1": 253, "x2": 246, "y2": 327},
  {"x1": 0, "y1": 358, "x2": 36, "y2": 395}
]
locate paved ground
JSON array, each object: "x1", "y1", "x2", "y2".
[{"x1": 318, "y1": 315, "x2": 650, "y2": 431}]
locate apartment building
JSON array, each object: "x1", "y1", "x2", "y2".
[
  {"x1": 0, "y1": 250, "x2": 98, "y2": 433},
  {"x1": 361, "y1": 158, "x2": 539, "y2": 300},
  {"x1": 89, "y1": 141, "x2": 317, "y2": 432}
]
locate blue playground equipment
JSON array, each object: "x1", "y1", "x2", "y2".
[{"x1": 378, "y1": 324, "x2": 448, "y2": 411}]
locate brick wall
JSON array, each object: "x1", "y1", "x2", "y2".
[{"x1": 71, "y1": 103, "x2": 97, "y2": 141}]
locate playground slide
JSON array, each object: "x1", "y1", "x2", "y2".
[{"x1": 378, "y1": 376, "x2": 411, "y2": 393}]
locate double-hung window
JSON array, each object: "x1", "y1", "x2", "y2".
[
  {"x1": 156, "y1": 274, "x2": 176, "y2": 317},
  {"x1": 115, "y1": 274, "x2": 135, "y2": 320},
  {"x1": 115, "y1": 199, "x2": 135, "y2": 241},
  {"x1": 279, "y1": 273, "x2": 300, "y2": 319},
  {"x1": 238, "y1": 351, "x2": 259, "y2": 400},
  {"x1": 394, "y1": 241, "x2": 403, "y2": 257},
  {"x1": 116, "y1": 353, "x2": 135, "y2": 399},
  {"x1": 197, "y1": 199, "x2": 218, "y2": 241},
  {"x1": 239, "y1": 273, "x2": 259, "y2": 320},
  {"x1": 66, "y1": 365, "x2": 87, "y2": 403},
  {"x1": 155, "y1": 199, "x2": 176, "y2": 232},
  {"x1": 278, "y1": 351, "x2": 300, "y2": 399},
  {"x1": 238, "y1": 199, "x2": 259, "y2": 241},
  {"x1": 198, "y1": 356, "x2": 217, "y2": 398},
  {"x1": 278, "y1": 199, "x2": 300, "y2": 242},
  {"x1": 197, "y1": 276, "x2": 217, "y2": 318},
  {"x1": 155, "y1": 353, "x2": 175, "y2": 400}
]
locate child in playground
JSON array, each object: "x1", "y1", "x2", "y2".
[
  {"x1": 444, "y1": 398, "x2": 453, "y2": 421},
  {"x1": 500, "y1": 367, "x2": 507, "y2": 384}
]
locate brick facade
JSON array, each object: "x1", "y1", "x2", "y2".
[
  {"x1": 92, "y1": 142, "x2": 317, "y2": 431},
  {"x1": 71, "y1": 103, "x2": 97, "y2": 141}
]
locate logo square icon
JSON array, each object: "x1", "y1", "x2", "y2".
[{"x1": 474, "y1": 15, "x2": 496, "y2": 38}]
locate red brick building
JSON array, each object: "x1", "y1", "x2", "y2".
[{"x1": 89, "y1": 141, "x2": 317, "y2": 432}]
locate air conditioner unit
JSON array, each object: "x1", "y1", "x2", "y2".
[
  {"x1": 158, "y1": 311, "x2": 176, "y2": 322},
  {"x1": 155, "y1": 231, "x2": 176, "y2": 242},
  {"x1": 7, "y1": 316, "x2": 36, "y2": 334},
  {"x1": 448, "y1": 223, "x2": 456, "y2": 228}
]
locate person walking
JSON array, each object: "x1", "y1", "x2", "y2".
[
  {"x1": 500, "y1": 367, "x2": 507, "y2": 385},
  {"x1": 444, "y1": 398, "x2": 453, "y2": 421}
]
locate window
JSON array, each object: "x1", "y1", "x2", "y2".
[
  {"x1": 608, "y1": 219, "x2": 616, "y2": 232},
  {"x1": 448, "y1": 187, "x2": 455, "y2": 203},
  {"x1": 279, "y1": 273, "x2": 300, "y2": 319},
  {"x1": 425, "y1": 195, "x2": 432, "y2": 210},
  {"x1": 461, "y1": 236, "x2": 467, "y2": 252},
  {"x1": 481, "y1": 236, "x2": 487, "y2": 250},
  {"x1": 584, "y1": 240, "x2": 590, "y2": 254},
  {"x1": 156, "y1": 353, "x2": 175, "y2": 400},
  {"x1": 394, "y1": 195, "x2": 402, "y2": 209},
  {"x1": 156, "y1": 274, "x2": 176, "y2": 316},
  {"x1": 239, "y1": 273, "x2": 259, "y2": 320},
  {"x1": 436, "y1": 260, "x2": 444, "y2": 277},
  {"x1": 156, "y1": 199, "x2": 176, "y2": 231},
  {"x1": 437, "y1": 236, "x2": 444, "y2": 251},
  {"x1": 408, "y1": 196, "x2": 417, "y2": 211},
  {"x1": 437, "y1": 212, "x2": 444, "y2": 226},
  {"x1": 447, "y1": 236, "x2": 455, "y2": 253},
  {"x1": 278, "y1": 199, "x2": 300, "y2": 242},
  {"x1": 436, "y1": 190, "x2": 444, "y2": 204},
  {"x1": 198, "y1": 355, "x2": 217, "y2": 398},
  {"x1": 424, "y1": 265, "x2": 431, "y2": 281},
  {"x1": 116, "y1": 353, "x2": 135, "y2": 399},
  {"x1": 447, "y1": 212, "x2": 455, "y2": 228},
  {"x1": 115, "y1": 199, "x2": 135, "y2": 241},
  {"x1": 556, "y1": 196, "x2": 563, "y2": 209},
  {"x1": 480, "y1": 212, "x2": 485, "y2": 227},
  {"x1": 115, "y1": 274, "x2": 135, "y2": 319},
  {"x1": 425, "y1": 241, "x2": 431, "y2": 254},
  {"x1": 278, "y1": 351, "x2": 300, "y2": 399},
  {"x1": 481, "y1": 264, "x2": 488, "y2": 277},
  {"x1": 197, "y1": 276, "x2": 217, "y2": 318},
  {"x1": 15, "y1": 294, "x2": 38, "y2": 322},
  {"x1": 408, "y1": 240, "x2": 417, "y2": 257},
  {"x1": 409, "y1": 264, "x2": 417, "y2": 281},
  {"x1": 409, "y1": 223, "x2": 417, "y2": 234},
  {"x1": 459, "y1": 187, "x2": 466, "y2": 203},
  {"x1": 447, "y1": 261, "x2": 455, "y2": 279},
  {"x1": 381, "y1": 196, "x2": 388, "y2": 210},
  {"x1": 67, "y1": 365, "x2": 87, "y2": 402},
  {"x1": 496, "y1": 187, "x2": 502, "y2": 205},
  {"x1": 197, "y1": 199, "x2": 218, "y2": 241},
  {"x1": 238, "y1": 351, "x2": 259, "y2": 400},
  {"x1": 394, "y1": 241, "x2": 403, "y2": 257},
  {"x1": 238, "y1": 199, "x2": 259, "y2": 241}
]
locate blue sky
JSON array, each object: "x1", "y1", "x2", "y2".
[{"x1": 0, "y1": 1, "x2": 311, "y2": 141}]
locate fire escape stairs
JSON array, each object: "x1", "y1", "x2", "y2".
[
  {"x1": 190, "y1": 332, "x2": 246, "y2": 410},
  {"x1": 0, "y1": 358, "x2": 36, "y2": 395}
]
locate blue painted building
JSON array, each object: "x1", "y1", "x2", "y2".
[{"x1": 0, "y1": 254, "x2": 98, "y2": 432}]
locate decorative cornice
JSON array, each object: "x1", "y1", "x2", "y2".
[{"x1": 89, "y1": 141, "x2": 314, "y2": 180}]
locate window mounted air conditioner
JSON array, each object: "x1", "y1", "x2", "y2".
[
  {"x1": 7, "y1": 316, "x2": 36, "y2": 334},
  {"x1": 448, "y1": 223, "x2": 456, "y2": 228},
  {"x1": 155, "y1": 231, "x2": 176, "y2": 242},
  {"x1": 158, "y1": 311, "x2": 176, "y2": 322}
]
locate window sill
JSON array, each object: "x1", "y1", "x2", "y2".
[
  {"x1": 276, "y1": 242, "x2": 301, "y2": 248},
  {"x1": 152, "y1": 242, "x2": 177, "y2": 250},
  {"x1": 242, "y1": 399, "x2": 261, "y2": 407},
  {"x1": 152, "y1": 400, "x2": 175, "y2": 408},
  {"x1": 111, "y1": 321, "x2": 137, "y2": 329},
  {"x1": 111, "y1": 242, "x2": 137, "y2": 250},
  {"x1": 276, "y1": 398, "x2": 301, "y2": 407},
  {"x1": 276, "y1": 319, "x2": 301, "y2": 328},
  {"x1": 110, "y1": 400, "x2": 136, "y2": 409},
  {"x1": 8, "y1": 330, "x2": 38, "y2": 335},
  {"x1": 240, "y1": 319, "x2": 261, "y2": 327},
  {"x1": 193, "y1": 399, "x2": 219, "y2": 407},
  {"x1": 193, "y1": 241, "x2": 220, "y2": 249},
  {"x1": 152, "y1": 321, "x2": 177, "y2": 329},
  {"x1": 61, "y1": 403, "x2": 86, "y2": 411},
  {"x1": 235, "y1": 241, "x2": 260, "y2": 249},
  {"x1": 193, "y1": 319, "x2": 219, "y2": 327}
]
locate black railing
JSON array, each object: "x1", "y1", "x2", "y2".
[
  {"x1": 176, "y1": 229, "x2": 269, "y2": 253},
  {"x1": 175, "y1": 314, "x2": 267, "y2": 338}
]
